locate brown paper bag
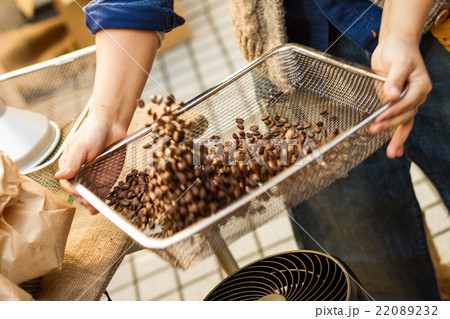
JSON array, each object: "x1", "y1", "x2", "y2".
[
  {"x1": 0, "y1": 151, "x2": 75, "y2": 299},
  {"x1": 0, "y1": 273, "x2": 33, "y2": 301}
]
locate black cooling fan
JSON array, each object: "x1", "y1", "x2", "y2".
[{"x1": 204, "y1": 250, "x2": 371, "y2": 301}]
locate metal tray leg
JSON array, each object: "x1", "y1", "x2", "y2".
[{"x1": 208, "y1": 230, "x2": 239, "y2": 275}]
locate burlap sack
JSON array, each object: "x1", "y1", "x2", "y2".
[{"x1": 0, "y1": 151, "x2": 75, "y2": 300}]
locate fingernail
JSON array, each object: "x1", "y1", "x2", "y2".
[
  {"x1": 55, "y1": 168, "x2": 70, "y2": 178},
  {"x1": 374, "y1": 116, "x2": 383, "y2": 123}
]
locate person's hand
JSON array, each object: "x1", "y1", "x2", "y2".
[
  {"x1": 53, "y1": 28, "x2": 159, "y2": 214},
  {"x1": 55, "y1": 114, "x2": 127, "y2": 214},
  {"x1": 370, "y1": 35, "x2": 432, "y2": 159}
]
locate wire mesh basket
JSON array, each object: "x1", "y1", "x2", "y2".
[
  {"x1": 73, "y1": 44, "x2": 392, "y2": 269},
  {"x1": 0, "y1": 46, "x2": 96, "y2": 189}
]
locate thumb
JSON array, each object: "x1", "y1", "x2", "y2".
[
  {"x1": 55, "y1": 147, "x2": 87, "y2": 180},
  {"x1": 384, "y1": 60, "x2": 409, "y2": 101}
]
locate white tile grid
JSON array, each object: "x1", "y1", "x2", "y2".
[
  {"x1": 137, "y1": 267, "x2": 178, "y2": 301},
  {"x1": 176, "y1": 255, "x2": 220, "y2": 286},
  {"x1": 104, "y1": 0, "x2": 449, "y2": 301},
  {"x1": 425, "y1": 203, "x2": 450, "y2": 236},
  {"x1": 228, "y1": 232, "x2": 260, "y2": 261},
  {"x1": 181, "y1": 272, "x2": 222, "y2": 301}
]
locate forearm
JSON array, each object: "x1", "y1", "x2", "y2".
[
  {"x1": 380, "y1": 0, "x2": 434, "y2": 44},
  {"x1": 88, "y1": 29, "x2": 159, "y2": 130}
]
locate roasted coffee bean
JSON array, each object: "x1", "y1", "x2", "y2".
[
  {"x1": 261, "y1": 115, "x2": 270, "y2": 121},
  {"x1": 274, "y1": 115, "x2": 280, "y2": 121},
  {"x1": 264, "y1": 119, "x2": 272, "y2": 125},
  {"x1": 252, "y1": 130, "x2": 260, "y2": 136},
  {"x1": 284, "y1": 122, "x2": 292, "y2": 128},
  {"x1": 314, "y1": 126, "x2": 321, "y2": 133},
  {"x1": 316, "y1": 121, "x2": 323, "y2": 127},
  {"x1": 120, "y1": 182, "x2": 130, "y2": 190},
  {"x1": 262, "y1": 132, "x2": 271, "y2": 139},
  {"x1": 292, "y1": 121, "x2": 299, "y2": 127},
  {"x1": 137, "y1": 99, "x2": 145, "y2": 108},
  {"x1": 308, "y1": 131, "x2": 315, "y2": 138},
  {"x1": 237, "y1": 124, "x2": 244, "y2": 130},
  {"x1": 285, "y1": 128, "x2": 296, "y2": 139},
  {"x1": 119, "y1": 199, "x2": 131, "y2": 206},
  {"x1": 319, "y1": 109, "x2": 327, "y2": 115},
  {"x1": 250, "y1": 125, "x2": 259, "y2": 131},
  {"x1": 232, "y1": 133, "x2": 239, "y2": 139},
  {"x1": 166, "y1": 94, "x2": 176, "y2": 105},
  {"x1": 258, "y1": 146, "x2": 265, "y2": 155},
  {"x1": 236, "y1": 118, "x2": 244, "y2": 124},
  {"x1": 303, "y1": 122, "x2": 311, "y2": 129},
  {"x1": 278, "y1": 116, "x2": 288, "y2": 123},
  {"x1": 173, "y1": 130, "x2": 184, "y2": 143},
  {"x1": 361, "y1": 111, "x2": 369, "y2": 119},
  {"x1": 328, "y1": 114, "x2": 337, "y2": 120},
  {"x1": 131, "y1": 197, "x2": 140, "y2": 207},
  {"x1": 239, "y1": 130, "x2": 246, "y2": 137}
]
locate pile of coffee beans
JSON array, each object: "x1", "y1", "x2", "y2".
[{"x1": 106, "y1": 95, "x2": 343, "y2": 235}]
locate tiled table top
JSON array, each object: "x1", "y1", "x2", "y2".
[{"x1": 101, "y1": 0, "x2": 450, "y2": 301}]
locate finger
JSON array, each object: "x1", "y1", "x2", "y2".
[
  {"x1": 55, "y1": 145, "x2": 88, "y2": 180},
  {"x1": 375, "y1": 80, "x2": 427, "y2": 123},
  {"x1": 370, "y1": 108, "x2": 416, "y2": 133},
  {"x1": 60, "y1": 178, "x2": 78, "y2": 197},
  {"x1": 60, "y1": 179, "x2": 99, "y2": 214},
  {"x1": 386, "y1": 120, "x2": 414, "y2": 159},
  {"x1": 87, "y1": 206, "x2": 99, "y2": 215},
  {"x1": 383, "y1": 58, "x2": 413, "y2": 101}
]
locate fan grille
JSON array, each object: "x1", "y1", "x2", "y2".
[{"x1": 204, "y1": 250, "x2": 370, "y2": 301}]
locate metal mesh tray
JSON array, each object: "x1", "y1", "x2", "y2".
[
  {"x1": 73, "y1": 44, "x2": 392, "y2": 269},
  {"x1": 0, "y1": 46, "x2": 96, "y2": 184}
]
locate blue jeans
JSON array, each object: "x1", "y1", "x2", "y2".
[{"x1": 291, "y1": 29, "x2": 449, "y2": 300}]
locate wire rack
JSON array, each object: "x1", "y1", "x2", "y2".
[
  {"x1": 74, "y1": 44, "x2": 393, "y2": 270},
  {"x1": 0, "y1": 46, "x2": 96, "y2": 189}
]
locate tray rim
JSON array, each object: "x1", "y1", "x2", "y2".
[{"x1": 73, "y1": 43, "x2": 390, "y2": 249}]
